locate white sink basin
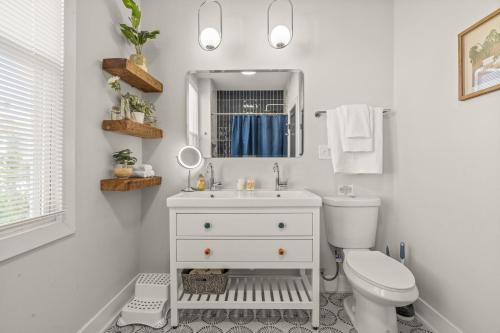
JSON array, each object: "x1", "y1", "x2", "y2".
[{"x1": 166, "y1": 189, "x2": 322, "y2": 208}]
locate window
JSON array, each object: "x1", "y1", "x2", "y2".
[{"x1": 0, "y1": 2, "x2": 65, "y2": 229}]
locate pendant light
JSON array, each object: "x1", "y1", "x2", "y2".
[
  {"x1": 198, "y1": 0, "x2": 223, "y2": 51},
  {"x1": 267, "y1": 0, "x2": 294, "y2": 49}
]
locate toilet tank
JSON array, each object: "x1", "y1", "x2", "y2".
[{"x1": 323, "y1": 196, "x2": 381, "y2": 249}]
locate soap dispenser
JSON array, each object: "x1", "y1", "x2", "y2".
[{"x1": 196, "y1": 174, "x2": 206, "y2": 191}]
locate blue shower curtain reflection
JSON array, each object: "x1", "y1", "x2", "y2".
[{"x1": 231, "y1": 115, "x2": 288, "y2": 157}]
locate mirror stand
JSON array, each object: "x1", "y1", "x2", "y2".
[
  {"x1": 183, "y1": 169, "x2": 195, "y2": 192},
  {"x1": 177, "y1": 145, "x2": 203, "y2": 192}
]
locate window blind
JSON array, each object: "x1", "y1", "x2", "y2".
[{"x1": 0, "y1": 0, "x2": 65, "y2": 227}]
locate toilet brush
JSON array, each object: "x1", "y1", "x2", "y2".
[{"x1": 396, "y1": 242, "x2": 416, "y2": 321}]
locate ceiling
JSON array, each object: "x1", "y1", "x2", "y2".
[{"x1": 193, "y1": 71, "x2": 293, "y2": 90}]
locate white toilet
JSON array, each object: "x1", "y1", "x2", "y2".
[{"x1": 323, "y1": 196, "x2": 419, "y2": 333}]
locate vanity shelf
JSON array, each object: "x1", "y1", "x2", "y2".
[
  {"x1": 102, "y1": 58, "x2": 163, "y2": 93},
  {"x1": 102, "y1": 120, "x2": 163, "y2": 139},
  {"x1": 178, "y1": 275, "x2": 312, "y2": 309},
  {"x1": 101, "y1": 176, "x2": 162, "y2": 191}
]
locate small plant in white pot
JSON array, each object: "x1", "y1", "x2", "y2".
[
  {"x1": 112, "y1": 149, "x2": 138, "y2": 178},
  {"x1": 124, "y1": 93, "x2": 155, "y2": 124},
  {"x1": 119, "y1": 0, "x2": 160, "y2": 72}
]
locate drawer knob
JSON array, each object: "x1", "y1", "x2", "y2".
[
  {"x1": 204, "y1": 222, "x2": 212, "y2": 229},
  {"x1": 278, "y1": 248, "x2": 286, "y2": 256},
  {"x1": 204, "y1": 248, "x2": 211, "y2": 256},
  {"x1": 278, "y1": 222, "x2": 286, "y2": 229}
]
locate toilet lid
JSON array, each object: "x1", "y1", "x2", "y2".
[{"x1": 345, "y1": 251, "x2": 415, "y2": 291}]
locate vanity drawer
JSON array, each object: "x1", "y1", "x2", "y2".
[
  {"x1": 176, "y1": 213, "x2": 312, "y2": 236},
  {"x1": 177, "y1": 239, "x2": 312, "y2": 262}
]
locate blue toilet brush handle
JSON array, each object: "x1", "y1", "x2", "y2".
[{"x1": 400, "y1": 242, "x2": 406, "y2": 265}]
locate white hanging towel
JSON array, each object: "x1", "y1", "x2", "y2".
[
  {"x1": 344, "y1": 104, "x2": 372, "y2": 137},
  {"x1": 340, "y1": 104, "x2": 374, "y2": 152},
  {"x1": 327, "y1": 106, "x2": 383, "y2": 174}
]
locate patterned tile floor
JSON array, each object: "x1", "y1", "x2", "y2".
[{"x1": 105, "y1": 293, "x2": 433, "y2": 333}]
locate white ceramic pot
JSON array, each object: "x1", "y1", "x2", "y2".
[{"x1": 132, "y1": 112, "x2": 145, "y2": 124}]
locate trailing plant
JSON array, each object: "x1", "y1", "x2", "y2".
[
  {"x1": 119, "y1": 0, "x2": 160, "y2": 55},
  {"x1": 112, "y1": 149, "x2": 137, "y2": 167},
  {"x1": 124, "y1": 93, "x2": 155, "y2": 119}
]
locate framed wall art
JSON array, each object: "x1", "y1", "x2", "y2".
[{"x1": 459, "y1": 8, "x2": 500, "y2": 100}]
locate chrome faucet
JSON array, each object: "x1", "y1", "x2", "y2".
[
  {"x1": 273, "y1": 162, "x2": 288, "y2": 191},
  {"x1": 206, "y1": 162, "x2": 222, "y2": 190}
]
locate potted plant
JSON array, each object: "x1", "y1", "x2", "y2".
[
  {"x1": 119, "y1": 0, "x2": 160, "y2": 72},
  {"x1": 112, "y1": 149, "x2": 137, "y2": 178},
  {"x1": 123, "y1": 93, "x2": 155, "y2": 124},
  {"x1": 107, "y1": 76, "x2": 156, "y2": 123}
]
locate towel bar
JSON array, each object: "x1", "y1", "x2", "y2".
[{"x1": 314, "y1": 108, "x2": 392, "y2": 118}]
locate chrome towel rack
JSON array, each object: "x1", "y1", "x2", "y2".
[{"x1": 315, "y1": 108, "x2": 392, "y2": 118}]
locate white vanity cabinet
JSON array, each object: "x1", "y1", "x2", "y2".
[{"x1": 167, "y1": 190, "x2": 322, "y2": 329}]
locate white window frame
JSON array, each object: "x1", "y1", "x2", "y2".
[{"x1": 0, "y1": 0, "x2": 76, "y2": 262}]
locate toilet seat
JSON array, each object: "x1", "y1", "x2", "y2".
[{"x1": 345, "y1": 251, "x2": 415, "y2": 292}]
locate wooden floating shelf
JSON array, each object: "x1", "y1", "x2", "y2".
[
  {"x1": 102, "y1": 120, "x2": 163, "y2": 139},
  {"x1": 102, "y1": 58, "x2": 163, "y2": 93},
  {"x1": 101, "y1": 176, "x2": 162, "y2": 192}
]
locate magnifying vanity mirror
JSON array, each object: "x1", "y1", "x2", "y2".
[
  {"x1": 177, "y1": 145, "x2": 203, "y2": 192},
  {"x1": 186, "y1": 69, "x2": 304, "y2": 158}
]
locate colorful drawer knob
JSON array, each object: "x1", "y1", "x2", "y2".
[
  {"x1": 278, "y1": 248, "x2": 286, "y2": 256},
  {"x1": 278, "y1": 222, "x2": 286, "y2": 229},
  {"x1": 204, "y1": 248, "x2": 211, "y2": 256},
  {"x1": 204, "y1": 222, "x2": 212, "y2": 229}
]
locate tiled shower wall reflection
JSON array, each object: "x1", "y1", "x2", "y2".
[{"x1": 214, "y1": 90, "x2": 284, "y2": 157}]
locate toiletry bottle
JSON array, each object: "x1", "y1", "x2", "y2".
[
  {"x1": 197, "y1": 174, "x2": 206, "y2": 191},
  {"x1": 237, "y1": 178, "x2": 245, "y2": 190},
  {"x1": 246, "y1": 178, "x2": 256, "y2": 191}
]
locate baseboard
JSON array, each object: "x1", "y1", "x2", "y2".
[
  {"x1": 77, "y1": 274, "x2": 138, "y2": 333},
  {"x1": 415, "y1": 297, "x2": 464, "y2": 333}
]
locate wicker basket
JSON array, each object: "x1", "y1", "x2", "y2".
[{"x1": 182, "y1": 269, "x2": 228, "y2": 294}]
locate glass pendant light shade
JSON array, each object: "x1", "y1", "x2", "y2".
[
  {"x1": 200, "y1": 27, "x2": 221, "y2": 50},
  {"x1": 198, "y1": 0, "x2": 223, "y2": 51},
  {"x1": 270, "y1": 25, "x2": 292, "y2": 49},
  {"x1": 267, "y1": 0, "x2": 294, "y2": 49}
]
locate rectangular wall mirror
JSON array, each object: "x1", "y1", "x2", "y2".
[{"x1": 186, "y1": 70, "x2": 304, "y2": 158}]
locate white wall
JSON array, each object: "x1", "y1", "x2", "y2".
[
  {"x1": 0, "y1": 1, "x2": 143, "y2": 331},
  {"x1": 139, "y1": 0, "x2": 394, "y2": 279},
  {"x1": 386, "y1": 1, "x2": 500, "y2": 332}
]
